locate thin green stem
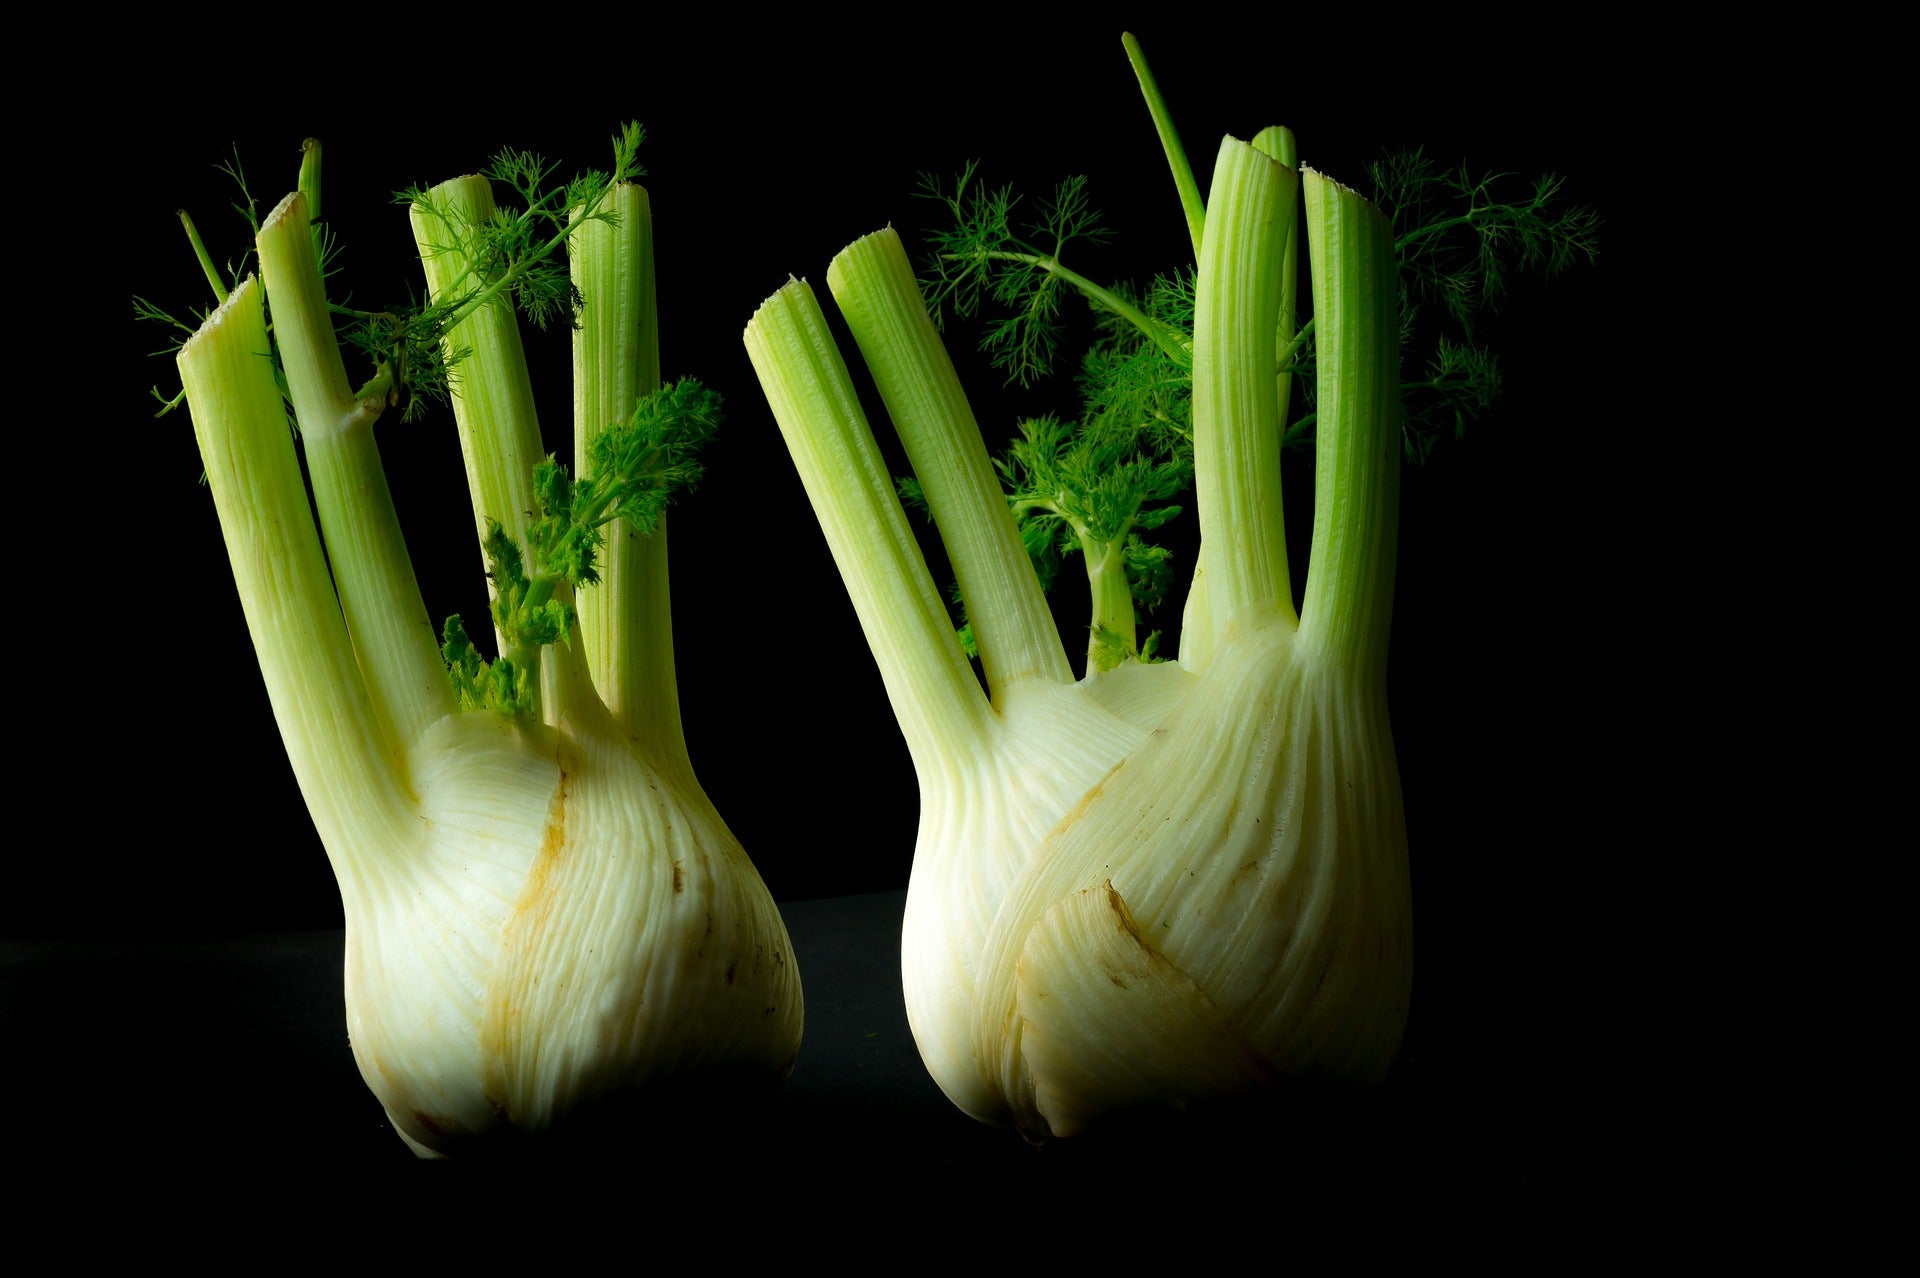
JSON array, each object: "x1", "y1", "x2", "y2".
[
  {"x1": 1085, "y1": 530, "x2": 1136, "y2": 671},
  {"x1": 520, "y1": 571, "x2": 562, "y2": 617},
  {"x1": 177, "y1": 210, "x2": 226, "y2": 304},
  {"x1": 964, "y1": 249, "x2": 1192, "y2": 365},
  {"x1": 1123, "y1": 32, "x2": 1204, "y2": 260},
  {"x1": 1279, "y1": 317, "x2": 1314, "y2": 368},
  {"x1": 1391, "y1": 185, "x2": 1529, "y2": 253},
  {"x1": 830, "y1": 229, "x2": 1072, "y2": 697}
]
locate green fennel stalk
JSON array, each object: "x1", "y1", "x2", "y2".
[
  {"x1": 745, "y1": 31, "x2": 1588, "y2": 1141},
  {"x1": 159, "y1": 130, "x2": 800, "y2": 1158}
]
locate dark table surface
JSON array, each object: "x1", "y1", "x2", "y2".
[{"x1": 6, "y1": 891, "x2": 1912, "y2": 1195}]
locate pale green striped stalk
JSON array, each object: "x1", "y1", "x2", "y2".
[
  {"x1": 747, "y1": 139, "x2": 1410, "y2": 1139},
  {"x1": 827, "y1": 233, "x2": 1072, "y2": 698},
  {"x1": 261, "y1": 196, "x2": 450, "y2": 759},
  {"x1": 409, "y1": 177, "x2": 566, "y2": 720},
  {"x1": 569, "y1": 184, "x2": 691, "y2": 776},
  {"x1": 180, "y1": 269, "x2": 416, "y2": 900},
  {"x1": 180, "y1": 181, "x2": 801, "y2": 1160}
]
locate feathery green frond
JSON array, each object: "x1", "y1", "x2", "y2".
[
  {"x1": 1368, "y1": 147, "x2": 1594, "y2": 458},
  {"x1": 1370, "y1": 148, "x2": 1599, "y2": 335},
  {"x1": 905, "y1": 133, "x2": 1595, "y2": 668},
  {"x1": 440, "y1": 375, "x2": 722, "y2": 709},
  {"x1": 146, "y1": 125, "x2": 651, "y2": 433},
  {"x1": 918, "y1": 166, "x2": 1125, "y2": 388}
]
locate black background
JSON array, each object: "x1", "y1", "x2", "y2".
[{"x1": 11, "y1": 16, "x2": 1906, "y2": 1178}]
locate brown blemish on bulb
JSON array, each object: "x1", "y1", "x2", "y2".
[
  {"x1": 512, "y1": 766, "x2": 573, "y2": 937},
  {"x1": 1054, "y1": 769, "x2": 1117, "y2": 833},
  {"x1": 479, "y1": 764, "x2": 572, "y2": 1067},
  {"x1": 1103, "y1": 881, "x2": 1142, "y2": 939},
  {"x1": 1100, "y1": 882, "x2": 1145, "y2": 990}
]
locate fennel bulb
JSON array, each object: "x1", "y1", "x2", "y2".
[
  {"x1": 170, "y1": 134, "x2": 801, "y2": 1156},
  {"x1": 747, "y1": 131, "x2": 1408, "y2": 1136}
]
